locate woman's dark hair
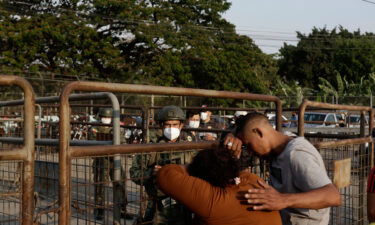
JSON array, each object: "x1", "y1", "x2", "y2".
[{"x1": 187, "y1": 148, "x2": 240, "y2": 188}]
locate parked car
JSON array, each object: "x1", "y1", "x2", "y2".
[
  {"x1": 266, "y1": 113, "x2": 289, "y2": 128},
  {"x1": 347, "y1": 114, "x2": 369, "y2": 128},
  {"x1": 303, "y1": 112, "x2": 339, "y2": 128}
]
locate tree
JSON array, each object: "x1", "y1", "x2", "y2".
[
  {"x1": 278, "y1": 27, "x2": 375, "y2": 89},
  {"x1": 0, "y1": 0, "x2": 278, "y2": 100},
  {"x1": 318, "y1": 72, "x2": 375, "y2": 105},
  {"x1": 270, "y1": 77, "x2": 313, "y2": 107}
]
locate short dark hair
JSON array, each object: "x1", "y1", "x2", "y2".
[
  {"x1": 188, "y1": 148, "x2": 240, "y2": 188},
  {"x1": 186, "y1": 110, "x2": 200, "y2": 119},
  {"x1": 235, "y1": 112, "x2": 269, "y2": 135}
]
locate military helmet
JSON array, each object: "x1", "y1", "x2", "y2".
[
  {"x1": 157, "y1": 105, "x2": 185, "y2": 121},
  {"x1": 98, "y1": 108, "x2": 113, "y2": 117}
]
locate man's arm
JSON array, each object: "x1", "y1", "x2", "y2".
[{"x1": 245, "y1": 179, "x2": 341, "y2": 210}]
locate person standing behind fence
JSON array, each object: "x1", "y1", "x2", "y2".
[
  {"x1": 185, "y1": 110, "x2": 201, "y2": 142},
  {"x1": 289, "y1": 112, "x2": 298, "y2": 128},
  {"x1": 88, "y1": 108, "x2": 131, "y2": 221},
  {"x1": 199, "y1": 105, "x2": 224, "y2": 140},
  {"x1": 130, "y1": 105, "x2": 194, "y2": 224},
  {"x1": 224, "y1": 112, "x2": 341, "y2": 225}
]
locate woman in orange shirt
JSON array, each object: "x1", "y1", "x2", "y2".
[{"x1": 157, "y1": 148, "x2": 281, "y2": 225}]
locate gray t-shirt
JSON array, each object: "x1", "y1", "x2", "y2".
[{"x1": 270, "y1": 137, "x2": 332, "y2": 225}]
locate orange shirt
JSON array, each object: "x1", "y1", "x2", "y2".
[{"x1": 157, "y1": 164, "x2": 281, "y2": 225}]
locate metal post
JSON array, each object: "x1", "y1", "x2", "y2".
[
  {"x1": 143, "y1": 107, "x2": 150, "y2": 143},
  {"x1": 90, "y1": 99, "x2": 94, "y2": 115},
  {"x1": 107, "y1": 93, "x2": 123, "y2": 225},
  {"x1": 0, "y1": 75, "x2": 35, "y2": 225},
  {"x1": 36, "y1": 104, "x2": 42, "y2": 139},
  {"x1": 121, "y1": 95, "x2": 125, "y2": 114},
  {"x1": 151, "y1": 94, "x2": 154, "y2": 124},
  {"x1": 370, "y1": 94, "x2": 373, "y2": 108},
  {"x1": 359, "y1": 111, "x2": 366, "y2": 225},
  {"x1": 370, "y1": 109, "x2": 375, "y2": 167}
]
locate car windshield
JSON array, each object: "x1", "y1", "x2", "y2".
[
  {"x1": 349, "y1": 116, "x2": 361, "y2": 123},
  {"x1": 269, "y1": 115, "x2": 287, "y2": 121},
  {"x1": 304, "y1": 113, "x2": 326, "y2": 122}
]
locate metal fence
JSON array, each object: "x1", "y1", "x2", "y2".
[
  {"x1": 57, "y1": 81, "x2": 282, "y2": 225},
  {"x1": 1, "y1": 76, "x2": 375, "y2": 225},
  {"x1": 69, "y1": 148, "x2": 202, "y2": 225},
  {"x1": 315, "y1": 138, "x2": 372, "y2": 225},
  {"x1": 299, "y1": 100, "x2": 374, "y2": 225},
  {"x1": 0, "y1": 75, "x2": 35, "y2": 225}
]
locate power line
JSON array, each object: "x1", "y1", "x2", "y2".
[
  {"x1": 0, "y1": 3, "x2": 373, "y2": 48},
  {"x1": 362, "y1": 0, "x2": 375, "y2": 4},
  {"x1": 3, "y1": 1, "x2": 375, "y2": 51},
  {"x1": 5, "y1": 0, "x2": 375, "y2": 40}
]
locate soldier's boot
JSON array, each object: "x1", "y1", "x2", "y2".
[{"x1": 94, "y1": 208, "x2": 104, "y2": 221}]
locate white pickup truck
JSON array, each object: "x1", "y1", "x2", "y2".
[{"x1": 303, "y1": 112, "x2": 342, "y2": 128}]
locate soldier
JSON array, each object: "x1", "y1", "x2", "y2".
[
  {"x1": 130, "y1": 105, "x2": 194, "y2": 224},
  {"x1": 89, "y1": 108, "x2": 130, "y2": 221},
  {"x1": 185, "y1": 110, "x2": 201, "y2": 142},
  {"x1": 199, "y1": 105, "x2": 226, "y2": 141}
]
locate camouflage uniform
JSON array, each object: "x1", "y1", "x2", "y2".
[
  {"x1": 184, "y1": 130, "x2": 200, "y2": 142},
  {"x1": 129, "y1": 106, "x2": 195, "y2": 224},
  {"x1": 89, "y1": 109, "x2": 128, "y2": 220},
  {"x1": 198, "y1": 116, "x2": 226, "y2": 140},
  {"x1": 130, "y1": 134, "x2": 195, "y2": 224}
]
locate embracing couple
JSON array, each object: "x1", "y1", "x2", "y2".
[{"x1": 157, "y1": 112, "x2": 341, "y2": 225}]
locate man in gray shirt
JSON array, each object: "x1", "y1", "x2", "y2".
[{"x1": 224, "y1": 112, "x2": 341, "y2": 225}]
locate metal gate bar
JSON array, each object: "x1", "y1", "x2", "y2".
[
  {"x1": 0, "y1": 75, "x2": 35, "y2": 225},
  {"x1": 58, "y1": 81, "x2": 283, "y2": 225},
  {"x1": 298, "y1": 99, "x2": 374, "y2": 137},
  {"x1": 298, "y1": 99, "x2": 374, "y2": 169},
  {"x1": 1, "y1": 91, "x2": 128, "y2": 224},
  {"x1": 315, "y1": 137, "x2": 373, "y2": 225},
  {"x1": 298, "y1": 99, "x2": 374, "y2": 225}
]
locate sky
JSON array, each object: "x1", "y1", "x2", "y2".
[{"x1": 223, "y1": 0, "x2": 375, "y2": 54}]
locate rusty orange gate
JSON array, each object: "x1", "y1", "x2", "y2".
[
  {"x1": 299, "y1": 99, "x2": 374, "y2": 225},
  {"x1": 57, "y1": 81, "x2": 282, "y2": 225},
  {"x1": 1, "y1": 76, "x2": 374, "y2": 225},
  {"x1": 0, "y1": 75, "x2": 35, "y2": 225}
]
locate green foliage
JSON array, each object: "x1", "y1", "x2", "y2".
[
  {"x1": 270, "y1": 77, "x2": 313, "y2": 107},
  {"x1": 318, "y1": 72, "x2": 375, "y2": 105},
  {"x1": 0, "y1": 0, "x2": 278, "y2": 104},
  {"x1": 278, "y1": 27, "x2": 375, "y2": 89}
]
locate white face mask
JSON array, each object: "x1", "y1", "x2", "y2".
[
  {"x1": 125, "y1": 129, "x2": 132, "y2": 139},
  {"x1": 189, "y1": 120, "x2": 200, "y2": 128},
  {"x1": 163, "y1": 127, "x2": 181, "y2": 140},
  {"x1": 101, "y1": 118, "x2": 112, "y2": 124},
  {"x1": 200, "y1": 112, "x2": 208, "y2": 121}
]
